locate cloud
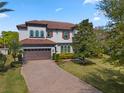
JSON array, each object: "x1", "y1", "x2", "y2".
[
  {"x1": 93, "y1": 10, "x2": 102, "y2": 21},
  {"x1": 83, "y1": 0, "x2": 101, "y2": 4},
  {"x1": 0, "y1": 13, "x2": 9, "y2": 18},
  {"x1": 94, "y1": 16, "x2": 101, "y2": 21},
  {"x1": 55, "y1": 8, "x2": 63, "y2": 12}
]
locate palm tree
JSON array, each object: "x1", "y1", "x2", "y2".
[
  {"x1": 9, "y1": 40, "x2": 21, "y2": 62},
  {"x1": 0, "y1": 1, "x2": 13, "y2": 13}
]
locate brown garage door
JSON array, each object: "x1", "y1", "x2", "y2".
[{"x1": 24, "y1": 49, "x2": 51, "y2": 60}]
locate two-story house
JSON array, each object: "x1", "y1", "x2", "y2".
[{"x1": 17, "y1": 20, "x2": 76, "y2": 60}]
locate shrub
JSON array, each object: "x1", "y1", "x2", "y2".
[
  {"x1": 17, "y1": 53, "x2": 23, "y2": 64},
  {"x1": 0, "y1": 53, "x2": 7, "y2": 71},
  {"x1": 60, "y1": 53, "x2": 75, "y2": 59},
  {"x1": 10, "y1": 61, "x2": 22, "y2": 68},
  {"x1": 89, "y1": 52, "x2": 103, "y2": 58},
  {"x1": 55, "y1": 54, "x2": 60, "y2": 62},
  {"x1": 52, "y1": 53, "x2": 56, "y2": 60}
]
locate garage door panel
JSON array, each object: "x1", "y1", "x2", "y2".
[{"x1": 24, "y1": 49, "x2": 51, "y2": 60}]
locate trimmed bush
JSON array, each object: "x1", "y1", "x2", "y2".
[
  {"x1": 17, "y1": 53, "x2": 23, "y2": 64},
  {"x1": 52, "y1": 53, "x2": 56, "y2": 60},
  {"x1": 10, "y1": 61, "x2": 22, "y2": 68},
  {"x1": 60, "y1": 53, "x2": 75, "y2": 59},
  {"x1": 55, "y1": 54, "x2": 60, "y2": 62}
]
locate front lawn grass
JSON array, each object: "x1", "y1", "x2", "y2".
[
  {"x1": 58, "y1": 55, "x2": 124, "y2": 93},
  {"x1": 0, "y1": 55, "x2": 28, "y2": 93}
]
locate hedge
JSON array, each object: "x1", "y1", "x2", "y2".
[{"x1": 59, "y1": 53, "x2": 75, "y2": 59}]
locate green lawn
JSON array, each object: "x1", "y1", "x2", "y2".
[
  {"x1": 0, "y1": 56, "x2": 28, "y2": 93},
  {"x1": 58, "y1": 56, "x2": 124, "y2": 93}
]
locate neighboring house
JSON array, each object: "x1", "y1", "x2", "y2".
[
  {"x1": 0, "y1": 44, "x2": 8, "y2": 55},
  {"x1": 17, "y1": 20, "x2": 76, "y2": 60}
]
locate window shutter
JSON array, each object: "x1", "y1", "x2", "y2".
[{"x1": 51, "y1": 31, "x2": 53, "y2": 37}]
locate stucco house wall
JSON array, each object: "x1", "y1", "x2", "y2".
[
  {"x1": 19, "y1": 26, "x2": 74, "y2": 44},
  {"x1": 48, "y1": 30, "x2": 73, "y2": 43},
  {"x1": 19, "y1": 30, "x2": 29, "y2": 41},
  {"x1": 19, "y1": 26, "x2": 74, "y2": 54}
]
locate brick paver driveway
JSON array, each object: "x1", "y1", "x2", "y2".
[{"x1": 21, "y1": 60, "x2": 102, "y2": 93}]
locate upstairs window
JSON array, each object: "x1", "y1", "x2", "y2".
[
  {"x1": 47, "y1": 31, "x2": 53, "y2": 38},
  {"x1": 30, "y1": 30, "x2": 34, "y2": 37},
  {"x1": 40, "y1": 31, "x2": 44, "y2": 38},
  {"x1": 62, "y1": 31, "x2": 70, "y2": 40},
  {"x1": 35, "y1": 30, "x2": 39, "y2": 37}
]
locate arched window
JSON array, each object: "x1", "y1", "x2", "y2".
[
  {"x1": 61, "y1": 45, "x2": 71, "y2": 53},
  {"x1": 64, "y1": 45, "x2": 67, "y2": 53},
  {"x1": 61, "y1": 46, "x2": 63, "y2": 53},
  {"x1": 30, "y1": 30, "x2": 34, "y2": 37},
  {"x1": 47, "y1": 31, "x2": 53, "y2": 38},
  {"x1": 35, "y1": 30, "x2": 39, "y2": 37},
  {"x1": 40, "y1": 31, "x2": 44, "y2": 38},
  {"x1": 68, "y1": 45, "x2": 70, "y2": 53}
]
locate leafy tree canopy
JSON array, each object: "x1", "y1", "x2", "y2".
[
  {"x1": 0, "y1": 1, "x2": 13, "y2": 13},
  {"x1": 73, "y1": 19, "x2": 102, "y2": 58},
  {"x1": 97, "y1": 0, "x2": 124, "y2": 64},
  {"x1": 0, "y1": 31, "x2": 19, "y2": 47},
  {"x1": 97, "y1": 0, "x2": 124, "y2": 24}
]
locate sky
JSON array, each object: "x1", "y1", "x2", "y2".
[{"x1": 0, "y1": 0, "x2": 108, "y2": 32}]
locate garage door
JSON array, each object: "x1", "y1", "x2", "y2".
[{"x1": 24, "y1": 49, "x2": 51, "y2": 60}]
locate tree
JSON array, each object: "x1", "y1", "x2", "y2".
[
  {"x1": 97, "y1": 0, "x2": 124, "y2": 24},
  {"x1": 9, "y1": 40, "x2": 21, "y2": 62},
  {"x1": 1, "y1": 31, "x2": 19, "y2": 48},
  {"x1": 97, "y1": 0, "x2": 124, "y2": 64},
  {"x1": 0, "y1": 0, "x2": 14, "y2": 47},
  {"x1": 107, "y1": 27, "x2": 124, "y2": 64},
  {"x1": 73, "y1": 19, "x2": 102, "y2": 58},
  {"x1": 0, "y1": 1, "x2": 13, "y2": 13},
  {"x1": 94, "y1": 28, "x2": 110, "y2": 54},
  {"x1": 0, "y1": 31, "x2": 20, "y2": 62}
]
